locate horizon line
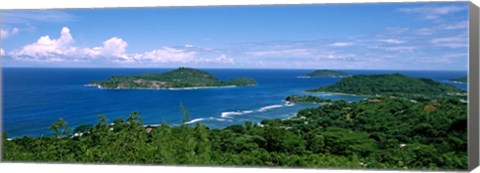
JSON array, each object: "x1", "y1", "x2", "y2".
[{"x1": 1, "y1": 66, "x2": 468, "y2": 72}]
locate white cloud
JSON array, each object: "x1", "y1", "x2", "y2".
[
  {"x1": 197, "y1": 54, "x2": 235, "y2": 64},
  {"x1": 215, "y1": 54, "x2": 235, "y2": 64},
  {"x1": 1, "y1": 49, "x2": 5, "y2": 56},
  {"x1": 369, "y1": 45, "x2": 417, "y2": 52},
  {"x1": 129, "y1": 47, "x2": 196, "y2": 63},
  {"x1": 11, "y1": 27, "x2": 77, "y2": 62},
  {"x1": 84, "y1": 37, "x2": 128, "y2": 59},
  {"x1": 1, "y1": 29, "x2": 8, "y2": 38},
  {"x1": 430, "y1": 36, "x2": 467, "y2": 48},
  {"x1": 10, "y1": 27, "x2": 76, "y2": 62},
  {"x1": 378, "y1": 39, "x2": 405, "y2": 44},
  {"x1": 329, "y1": 42, "x2": 353, "y2": 47},
  {"x1": 415, "y1": 28, "x2": 436, "y2": 35},
  {"x1": 121, "y1": 47, "x2": 234, "y2": 65},
  {"x1": 397, "y1": 5, "x2": 467, "y2": 20},
  {"x1": 385, "y1": 27, "x2": 409, "y2": 34},
  {"x1": 7, "y1": 27, "x2": 235, "y2": 66},
  {"x1": 443, "y1": 21, "x2": 468, "y2": 30},
  {"x1": 246, "y1": 49, "x2": 312, "y2": 57},
  {"x1": 9, "y1": 27, "x2": 131, "y2": 63},
  {"x1": 1, "y1": 27, "x2": 19, "y2": 39},
  {"x1": 11, "y1": 28, "x2": 19, "y2": 35},
  {"x1": 324, "y1": 54, "x2": 357, "y2": 61}
]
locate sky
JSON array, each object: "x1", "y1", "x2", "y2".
[{"x1": 0, "y1": 2, "x2": 469, "y2": 70}]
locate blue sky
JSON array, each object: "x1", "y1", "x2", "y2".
[{"x1": 0, "y1": 2, "x2": 469, "y2": 70}]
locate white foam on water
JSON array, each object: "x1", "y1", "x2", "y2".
[
  {"x1": 220, "y1": 111, "x2": 243, "y2": 118},
  {"x1": 185, "y1": 118, "x2": 205, "y2": 124},
  {"x1": 284, "y1": 101, "x2": 295, "y2": 107},
  {"x1": 242, "y1": 110, "x2": 254, "y2": 114},
  {"x1": 258, "y1": 104, "x2": 284, "y2": 112}
]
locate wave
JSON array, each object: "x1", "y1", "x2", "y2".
[
  {"x1": 221, "y1": 110, "x2": 255, "y2": 118},
  {"x1": 284, "y1": 101, "x2": 295, "y2": 107},
  {"x1": 185, "y1": 118, "x2": 206, "y2": 124},
  {"x1": 258, "y1": 104, "x2": 284, "y2": 112},
  {"x1": 221, "y1": 111, "x2": 244, "y2": 118},
  {"x1": 221, "y1": 101, "x2": 296, "y2": 118},
  {"x1": 185, "y1": 117, "x2": 233, "y2": 124}
]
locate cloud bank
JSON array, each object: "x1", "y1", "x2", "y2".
[{"x1": 5, "y1": 27, "x2": 235, "y2": 66}]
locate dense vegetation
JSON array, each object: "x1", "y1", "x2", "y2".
[
  {"x1": 90, "y1": 67, "x2": 256, "y2": 89},
  {"x1": 449, "y1": 76, "x2": 467, "y2": 83},
  {"x1": 285, "y1": 95, "x2": 331, "y2": 104},
  {"x1": 308, "y1": 74, "x2": 465, "y2": 98},
  {"x1": 3, "y1": 96, "x2": 467, "y2": 170},
  {"x1": 305, "y1": 70, "x2": 350, "y2": 78},
  {"x1": 2, "y1": 73, "x2": 467, "y2": 170}
]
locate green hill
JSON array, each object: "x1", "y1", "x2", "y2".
[
  {"x1": 285, "y1": 95, "x2": 331, "y2": 104},
  {"x1": 308, "y1": 73, "x2": 464, "y2": 97},
  {"x1": 305, "y1": 70, "x2": 350, "y2": 78},
  {"x1": 90, "y1": 67, "x2": 256, "y2": 89}
]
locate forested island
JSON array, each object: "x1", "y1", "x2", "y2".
[
  {"x1": 2, "y1": 73, "x2": 467, "y2": 170},
  {"x1": 307, "y1": 73, "x2": 466, "y2": 98},
  {"x1": 449, "y1": 76, "x2": 467, "y2": 83},
  {"x1": 88, "y1": 67, "x2": 256, "y2": 89},
  {"x1": 304, "y1": 69, "x2": 350, "y2": 78},
  {"x1": 285, "y1": 95, "x2": 332, "y2": 104}
]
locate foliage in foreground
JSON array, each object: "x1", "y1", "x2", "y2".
[{"x1": 2, "y1": 96, "x2": 467, "y2": 170}]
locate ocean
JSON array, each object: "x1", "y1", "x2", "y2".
[{"x1": 2, "y1": 68, "x2": 467, "y2": 138}]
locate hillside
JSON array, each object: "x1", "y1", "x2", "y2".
[
  {"x1": 307, "y1": 73, "x2": 465, "y2": 97},
  {"x1": 89, "y1": 67, "x2": 256, "y2": 89},
  {"x1": 305, "y1": 70, "x2": 350, "y2": 78}
]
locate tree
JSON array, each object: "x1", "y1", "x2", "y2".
[
  {"x1": 179, "y1": 102, "x2": 191, "y2": 124},
  {"x1": 49, "y1": 118, "x2": 70, "y2": 137}
]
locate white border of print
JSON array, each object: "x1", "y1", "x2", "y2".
[{"x1": 0, "y1": 0, "x2": 478, "y2": 173}]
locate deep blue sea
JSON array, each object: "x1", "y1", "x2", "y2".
[{"x1": 2, "y1": 68, "x2": 467, "y2": 138}]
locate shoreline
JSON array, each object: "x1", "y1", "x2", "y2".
[
  {"x1": 296, "y1": 75, "x2": 350, "y2": 79},
  {"x1": 303, "y1": 91, "x2": 371, "y2": 97},
  {"x1": 84, "y1": 84, "x2": 255, "y2": 90}
]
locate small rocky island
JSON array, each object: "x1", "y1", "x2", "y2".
[
  {"x1": 304, "y1": 69, "x2": 350, "y2": 78},
  {"x1": 88, "y1": 67, "x2": 256, "y2": 89},
  {"x1": 449, "y1": 76, "x2": 467, "y2": 83}
]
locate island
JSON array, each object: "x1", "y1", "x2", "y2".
[
  {"x1": 304, "y1": 69, "x2": 350, "y2": 78},
  {"x1": 307, "y1": 73, "x2": 465, "y2": 97},
  {"x1": 449, "y1": 76, "x2": 467, "y2": 83},
  {"x1": 285, "y1": 95, "x2": 331, "y2": 104},
  {"x1": 88, "y1": 67, "x2": 257, "y2": 89}
]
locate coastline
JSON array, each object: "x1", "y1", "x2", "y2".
[
  {"x1": 84, "y1": 84, "x2": 255, "y2": 90},
  {"x1": 303, "y1": 91, "x2": 371, "y2": 97},
  {"x1": 296, "y1": 75, "x2": 350, "y2": 79}
]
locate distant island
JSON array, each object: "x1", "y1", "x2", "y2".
[
  {"x1": 449, "y1": 76, "x2": 467, "y2": 83},
  {"x1": 285, "y1": 95, "x2": 331, "y2": 104},
  {"x1": 88, "y1": 67, "x2": 256, "y2": 89},
  {"x1": 304, "y1": 69, "x2": 350, "y2": 78},
  {"x1": 307, "y1": 73, "x2": 465, "y2": 97}
]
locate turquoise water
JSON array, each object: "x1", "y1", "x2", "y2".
[{"x1": 2, "y1": 68, "x2": 466, "y2": 137}]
